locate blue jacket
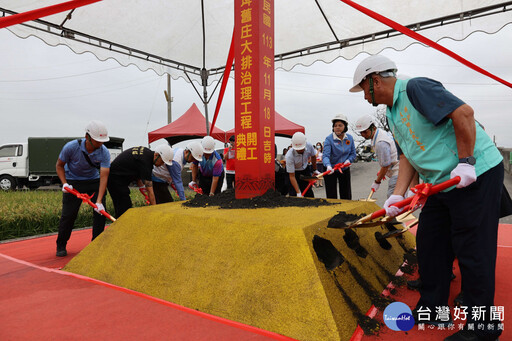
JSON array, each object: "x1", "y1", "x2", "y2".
[{"x1": 322, "y1": 133, "x2": 356, "y2": 168}]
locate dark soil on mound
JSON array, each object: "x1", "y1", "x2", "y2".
[
  {"x1": 183, "y1": 189, "x2": 336, "y2": 209},
  {"x1": 327, "y1": 211, "x2": 364, "y2": 228}
]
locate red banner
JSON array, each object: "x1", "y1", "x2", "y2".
[
  {"x1": 339, "y1": 0, "x2": 512, "y2": 89},
  {"x1": 0, "y1": 0, "x2": 102, "y2": 30},
  {"x1": 234, "y1": 0, "x2": 275, "y2": 199}
]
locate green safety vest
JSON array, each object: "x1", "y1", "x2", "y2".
[{"x1": 386, "y1": 78, "x2": 502, "y2": 186}]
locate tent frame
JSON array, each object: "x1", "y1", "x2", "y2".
[{"x1": 2, "y1": 2, "x2": 511, "y2": 78}]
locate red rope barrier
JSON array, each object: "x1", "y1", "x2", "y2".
[
  {"x1": 0, "y1": 0, "x2": 102, "y2": 30},
  {"x1": 210, "y1": 29, "x2": 235, "y2": 137},
  {"x1": 339, "y1": 0, "x2": 512, "y2": 89}
]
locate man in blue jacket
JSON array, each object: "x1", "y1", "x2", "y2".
[{"x1": 351, "y1": 54, "x2": 504, "y2": 341}]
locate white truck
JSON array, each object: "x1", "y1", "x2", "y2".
[{"x1": 0, "y1": 137, "x2": 124, "y2": 191}]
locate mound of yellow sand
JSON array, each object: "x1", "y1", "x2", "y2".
[{"x1": 65, "y1": 199, "x2": 415, "y2": 341}]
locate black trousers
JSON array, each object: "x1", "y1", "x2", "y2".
[
  {"x1": 324, "y1": 167, "x2": 351, "y2": 199},
  {"x1": 56, "y1": 179, "x2": 106, "y2": 249},
  {"x1": 153, "y1": 181, "x2": 174, "y2": 204},
  {"x1": 107, "y1": 176, "x2": 132, "y2": 218},
  {"x1": 416, "y1": 163, "x2": 503, "y2": 339},
  {"x1": 226, "y1": 173, "x2": 235, "y2": 190},
  {"x1": 288, "y1": 169, "x2": 314, "y2": 198},
  {"x1": 198, "y1": 172, "x2": 224, "y2": 195}
]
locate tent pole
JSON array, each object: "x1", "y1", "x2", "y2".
[
  {"x1": 201, "y1": 68, "x2": 210, "y2": 135},
  {"x1": 200, "y1": 0, "x2": 210, "y2": 135}
]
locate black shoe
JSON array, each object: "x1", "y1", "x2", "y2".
[
  {"x1": 444, "y1": 329, "x2": 500, "y2": 341},
  {"x1": 56, "y1": 248, "x2": 67, "y2": 257},
  {"x1": 407, "y1": 279, "x2": 422, "y2": 290}
]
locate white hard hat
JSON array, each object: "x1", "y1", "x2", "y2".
[
  {"x1": 201, "y1": 135, "x2": 215, "y2": 154},
  {"x1": 186, "y1": 141, "x2": 204, "y2": 162},
  {"x1": 331, "y1": 113, "x2": 348, "y2": 124},
  {"x1": 349, "y1": 55, "x2": 397, "y2": 93},
  {"x1": 291, "y1": 132, "x2": 307, "y2": 151},
  {"x1": 354, "y1": 115, "x2": 375, "y2": 133},
  {"x1": 154, "y1": 144, "x2": 174, "y2": 166},
  {"x1": 85, "y1": 120, "x2": 109, "y2": 142}
]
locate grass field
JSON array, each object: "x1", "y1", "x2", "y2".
[{"x1": 0, "y1": 188, "x2": 192, "y2": 241}]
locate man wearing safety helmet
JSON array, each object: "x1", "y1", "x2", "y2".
[
  {"x1": 190, "y1": 136, "x2": 224, "y2": 196},
  {"x1": 351, "y1": 54, "x2": 505, "y2": 340},
  {"x1": 354, "y1": 114, "x2": 399, "y2": 198},
  {"x1": 322, "y1": 114, "x2": 357, "y2": 199},
  {"x1": 55, "y1": 120, "x2": 111, "y2": 257},
  {"x1": 152, "y1": 142, "x2": 202, "y2": 202},
  {"x1": 107, "y1": 144, "x2": 173, "y2": 218},
  {"x1": 285, "y1": 132, "x2": 318, "y2": 197}
]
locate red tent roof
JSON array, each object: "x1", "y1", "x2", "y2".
[
  {"x1": 225, "y1": 111, "x2": 305, "y2": 141},
  {"x1": 148, "y1": 103, "x2": 226, "y2": 145}
]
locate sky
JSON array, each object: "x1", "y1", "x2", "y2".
[{"x1": 1, "y1": 24, "x2": 512, "y2": 154}]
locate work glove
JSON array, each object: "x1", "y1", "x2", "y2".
[
  {"x1": 450, "y1": 163, "x2": 477, "y2": 188},
  {"x1": 297, "y1": 192, "x2": 303, "y2": 197},
  {"x1": 343, "y1": 160, "x2": 351, "y2": 167},
  {"x1": 405, "y1": 189, "x2": 415, "y2": 198},
  {"x1": 371, "y1": 182, "x2": 380, "y2": 192},
  {"x1": 139, "y1": 186, "x2": 147, "y2": 195},
  {"x1": 326, "y1": 166, "x2": 334, "y2": 175},
  {"x1": 313, "y1": 170, "x2": 321, "y2": 176},
  {"x1": 384, "y1": 194, "x2": 404, "y2": 217},
  {"x1": 188, "y1": 181, "x2": 197, "y2": 188},
  {"x1": 94, "y1": 203, "x2": 105, "y2": 214},
  {"x1": 209, "y1": 192, "x2": 215, "y2": 197},
  {"x1": 62, "y1": 183, "x2": 73, "y2": 193}
]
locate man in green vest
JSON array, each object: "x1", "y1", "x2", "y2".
[{"x1": 350, "y1": 55, "x2": 504, "y2": 341}]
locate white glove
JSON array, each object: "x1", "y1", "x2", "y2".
[
  {"x1": 188, "y1": 181, "x2": 197, "y2": 187},
  {"x1": 343, "y1": 160, "x2": 351, "y2": 166},
  {"x1": 405, "y1": 189, "x2": 415, "y2": 198},
  {"x1": 450, "y1": 163, "x2": 477, "y2": 188},
  {"x1": 384, "y1": 194, "x2": 404, "y2": 217},
  {"x1": 326, "y1": 166, "x2": 334, "y2": 175},
  {"x1": 313, "y1": 170, "x2": 321, "y2": 176},
  {"x1": 297, "y1": 192, "x2": 303, "y2": 197},
  {"x1": 62, "y1": 183, "x2": 73, "y2": 193},
  {"x1": 94, "y1": 203, "x2": 105, "y2": 214},
  {"x1": 371, "y1": 182, "x2": 380, "y2": 192}
]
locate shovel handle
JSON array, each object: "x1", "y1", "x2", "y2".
[
  {"x1": 65, "y1": 187, "x2": 117, "y2": 222},
  {"x1": 300, "y1": 162, "x2": 348, "y2": 196},
  {"x1": 369, "y1": 176, "x2": 461, "y2": 220}
]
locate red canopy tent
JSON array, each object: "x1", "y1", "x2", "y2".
[
  {"x1": 225, "y1": 111, "x2": 305, "y2": 141},
  {"x1": 148, "y1": 103, "x2": 226, "y2": 145}
]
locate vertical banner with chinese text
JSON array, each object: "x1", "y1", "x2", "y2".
[{"x1": 234, "y1": 0, "x2": 275, "y2": 199}]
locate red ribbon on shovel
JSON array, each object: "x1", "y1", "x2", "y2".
[
  {"x1": 188, "y1": 183, "x2": 204, "y2": 195},
  {"x1": 301, "y1": 162, "x2": 350, "y2": 197},
  {"x1": 139, "y1": 187, "x2": 150, "y2": 205},
  {"x1": 65, "y1": 187, "x2": 117, "y2": 222},
  {"x1": 369, "y1": 176, "x2": 460, "y2": 220},
  {"x1": 348, "y1": 176, "x2": 460, "y2": 228}
]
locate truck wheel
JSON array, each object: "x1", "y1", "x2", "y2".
[{"x1": 0, "y1": 175, "x2": 17, "y2": 191}]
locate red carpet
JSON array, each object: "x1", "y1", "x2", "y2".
[
  {"x1": 0, "y1": 229, "x2": 295, "y2": 341},
  {"x1": 1, "y1": 225, "x2": 510, "y2": 340}
]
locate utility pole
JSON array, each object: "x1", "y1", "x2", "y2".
[{"x1": 164, "y1": 74, "x2": 173, "y2": 123}]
